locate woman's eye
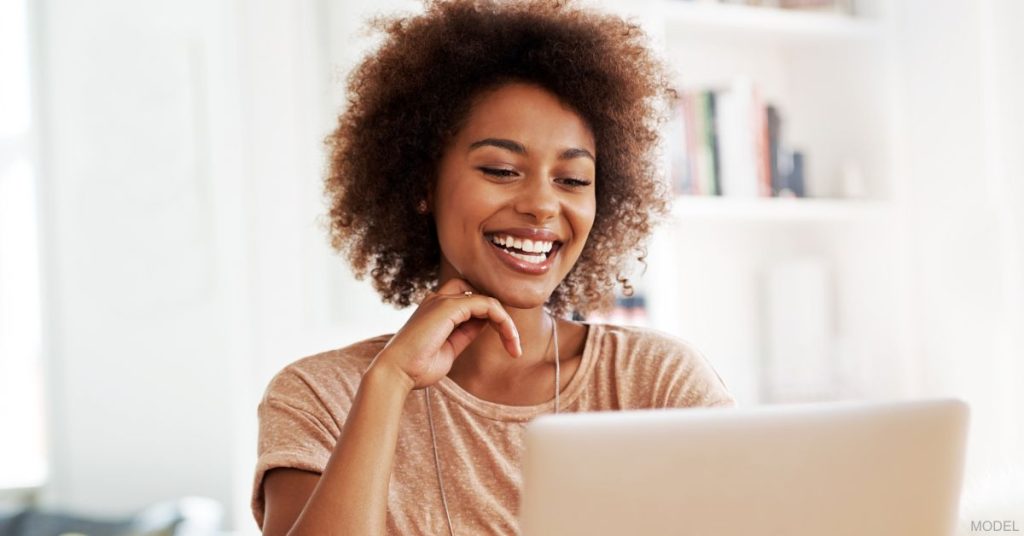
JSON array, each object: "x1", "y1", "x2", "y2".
[
  {"x1": 479, "y1": 167, "x2": 518, "y2": 178},
  {"x1": 559, "y1": 177, "x2": 593, "y2": 188}
]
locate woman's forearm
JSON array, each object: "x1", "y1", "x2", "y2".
[{"x1": 287, "y1": 357, "x2": 413, "y2": 536}]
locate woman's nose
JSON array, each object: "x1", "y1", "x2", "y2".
[{"x1": 513, "y1": 174, "x2": 559, "y2": 222}]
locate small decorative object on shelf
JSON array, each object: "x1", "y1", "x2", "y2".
[
  {"x1": 774, "y1": 149, "x2": 805, "y2": 198},
  {"x1": 669, "y1": 77, "x2": 807, "y2": 199}
]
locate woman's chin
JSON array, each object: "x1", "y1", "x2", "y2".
[{"x1": 487, "y1": 288, "x2": 553, "y2": 311}]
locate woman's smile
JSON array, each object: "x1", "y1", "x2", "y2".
[{"x1": 484, "y1": 229, "x2": 564, "y2": 274}]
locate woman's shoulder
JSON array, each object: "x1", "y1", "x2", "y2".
[
  {"x1": 260, "y1": 333, "x2": 394, "y2": 407},
  {"x1": 588, "y1": 322, "x2": 734, "y2": 407},
  {"x1": 588, "y1": 322, "x2": 707, "y2": 365}
]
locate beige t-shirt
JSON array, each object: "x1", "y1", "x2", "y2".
[{"x1": 252, "y1": 322, "x2": 735, "y2": 534}]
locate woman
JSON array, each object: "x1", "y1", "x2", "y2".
[{"x1": 252, "y1": 1, "x2": 735, "y2": 534}]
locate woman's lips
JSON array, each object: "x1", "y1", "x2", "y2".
[{"x1": 486, "y1": 238, "x2": 561, "y2": 275}]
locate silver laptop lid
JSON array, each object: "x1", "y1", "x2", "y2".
[{"x1": 520, "y1": 398, "x2": 968, "y2": 536}]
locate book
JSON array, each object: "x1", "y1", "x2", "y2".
[
  {"x1": 716, "y1": 77, "x2": 760, "y2": 198},
  {"x1": 766, "y1": 105, "x2": 782, "y2": 196},
  {"x1": 670, "y1": 82, "x2": 808, "y2": 199},
  {"x1": 706, "y1": 91, "x2": 722, "y2": 196},
  {"x1": 668, "y1": 95, "x2": 694, "y2": 195}
]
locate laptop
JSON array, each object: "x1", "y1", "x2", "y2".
[{"x1": 519, "y1": 398, "x2": 969, "y2": 536}]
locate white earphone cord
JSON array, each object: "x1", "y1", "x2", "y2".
[{"x1": 425, "y1": 310, "x2": 559, "y2": 536}]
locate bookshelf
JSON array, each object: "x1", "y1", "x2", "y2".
[{"x1": 590, "y1": 0, "x2": 903, "y2": 406}]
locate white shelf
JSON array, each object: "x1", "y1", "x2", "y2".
[
  {"x1": 669, "y1": 195, "x2": 891, "y2": 223},
  {"x1": 660, "y1": 1, "x2": 882, "y2": 46}
]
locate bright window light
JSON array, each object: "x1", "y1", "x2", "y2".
[{"x1": 0, "y1": 0, "x2": 46, "y2": 489}]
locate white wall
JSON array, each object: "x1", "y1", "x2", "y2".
[
  {"x1": 35, "y1": 0, "x2": 251, "y2": 526},
  {"x1": 34, "y1": 0, "x2": 420, "y2": 531},
  {"x1": 893, "y1": 0, "x2": 1024, "y2": 523}
]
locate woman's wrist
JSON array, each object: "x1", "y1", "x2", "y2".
[{"x1": 365, "y1": 355, "x2": 416, "y2": 396}]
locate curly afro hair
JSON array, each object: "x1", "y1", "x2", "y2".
[{"x1": 324, "y1": 0, "x2": 675, "y2": 317}]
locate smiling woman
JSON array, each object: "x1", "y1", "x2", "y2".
[
  {"x1": 323, "y1": 0, "x2": 673, "y2": 318},
  {"x1": 252, "y1": 1, "x2": 735, "y2": 535}
]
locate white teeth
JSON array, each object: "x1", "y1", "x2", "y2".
[
  {"x1": 488, "y1": 234, "x2": 556, "y2": 253},
  {"x1": 508, "y1": 250, "x2": 546, "y2": 264}
]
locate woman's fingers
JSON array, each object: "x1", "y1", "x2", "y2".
[
  {"x1": 445, "y1": 317, "x2": 486, "y2": 359},
  {"x1": 442, "y1": 291, "x2": 521, "y2": 358},
  {"x1": 374, "y1": 278, "x2": 527, "y2": 389},
  {"x1": 429, "y1": 278, "x2": 521, "y2": 356},
  {"x1": 435, "y1": 277, "x2": 478, "y2": 297}
]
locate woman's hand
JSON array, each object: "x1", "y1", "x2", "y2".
[
  {"x1": 370, "y1": 278, "x2": 522, "y2": 390},
  {"x1": 267, "y1": 278, "x2": 517, "y2": 535}
]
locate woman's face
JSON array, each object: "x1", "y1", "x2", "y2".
[{"x1": 432, "y1": 82, "x2": 597, "y2": 309}]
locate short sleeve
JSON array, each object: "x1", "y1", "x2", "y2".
[
  {"x1": 663, "y1": 341, "x2": 737, "y2": 409},
  {"x1": 250, "y1": 370, "x2": 341, "y2": 528},
  {"x1": 604, "y1": 325, "x2": 736, "y2": 410}
]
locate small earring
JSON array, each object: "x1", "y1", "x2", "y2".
[{"x1": 416, "y1": 199, "x2": 428, "y2": 214}]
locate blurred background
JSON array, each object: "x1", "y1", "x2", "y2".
[{"x1": 0, "y1": 0, "x2": 1021, "y2": 534}]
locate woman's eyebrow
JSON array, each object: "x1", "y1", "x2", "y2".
[
  {"x1": 469, "y1": 138, "x2": 526, "y2": 154},
  {"x1": 559, "y1": 147, "x2": 595, "y2": 163},
  {"x1": 468, "y1": 138, "x2": 595, "y2": 162}
]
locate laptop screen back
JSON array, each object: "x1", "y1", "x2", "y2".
[{"x1": 520, "y1": 398, "x2": 968, "y2": 536}]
